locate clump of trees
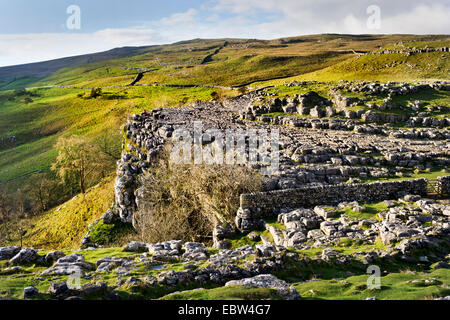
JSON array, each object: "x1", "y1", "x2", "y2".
[
  {"x1": 88, "y1": 87, "x2": 102, "y2": 98},
  {"x1": 210, "y1": 90, "x2": 225, "y2": 101},
  {"x1": 0, "y1": 187, "x2": 33, "y2": 244},
  {"x1": 237, "y1": 86, "x2": 248, "y2": 95},
  {"x1": 0, "y1": 129, "x2": 122, "y2": 246},
  {"x1": 133, "y1": 148, "x2": 264, "y2": 244},
  {"x1": 8, "y1": 88, "x2": 38, "y2": 104}
]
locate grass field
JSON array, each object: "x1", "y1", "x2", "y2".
[{"x1": 0, "y1": 85, "x2": 237, "y2": 185}]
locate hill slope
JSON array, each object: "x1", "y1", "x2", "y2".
[
  {"x1": 0, "y1": 46, "x2": 154, "y2": 89},
  {"x1": 1, "y1": 34, "x2": 449, "y2": 91}
]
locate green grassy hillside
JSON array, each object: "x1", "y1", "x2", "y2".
[
  {"x1": 0, "y1": 85, "x2": 232, "y2": 184},
  {"x1": 294, "y1": 39, "x2": 450, "y2": 82},
  {"x1": 2, "y1": 34, "x2": 448, "y2": 90}
]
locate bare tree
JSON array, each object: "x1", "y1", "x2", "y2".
[
  {"x1": 51, "y1": 136, "x2": 109, "y2": 194},
  {"x1": 26, "y1": 174, "x2": 62, "y2": 213}
]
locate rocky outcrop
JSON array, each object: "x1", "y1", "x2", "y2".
[
  {"x1": 9, "y1": 248, "x2": 39, "y2": 265},
  {"x1": 0, "y1": 246, "x2": 21, "y2": 260},
  {"x1": 41, "y1": 254, "x2": 93, "y2": 276},
  {"x1": 225, "y1": 274, "x2": 301, "y2": 300},
  {"x1": 102, "y1": 80, "x2": 449, "y2": 237}
]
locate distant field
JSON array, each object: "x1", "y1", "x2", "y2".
[{"x1": 1, "y1": 34, "x2": 449, "y2": 91}]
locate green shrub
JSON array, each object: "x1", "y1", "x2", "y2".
[{"x1": 89, "y1": 220, "x2": 134, "y2": 245}]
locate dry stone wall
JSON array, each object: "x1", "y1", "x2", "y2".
[
  {"x1": 437, "y1": 176, "x2": 450, "y2": 195},
  {"x1": 236, "y1": 178, "x2": 428, "y2": 231}
]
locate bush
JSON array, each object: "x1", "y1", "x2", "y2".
[
  {"x1": 89, "y1": 220, "x2": 134, "y2": 245},
  {"x1": 133, "y1": 150, "x2": 264, "y2": 244},
  {"x1": 13, "y1": 88, "x2": 27, "y2": 96},
  {"x1": 88, "y1": 88, "x2": 102, "y2": 98},
  {"x1": 237, "y1": 86, "x2": 248, "y2": 95}
]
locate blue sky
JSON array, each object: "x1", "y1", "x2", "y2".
[
  {"x1": 0, "y1": 0, "x2": 207, "y2": 34},
  {"x1": 0, "y1": 0, "x2": 449, "y2": 67}
]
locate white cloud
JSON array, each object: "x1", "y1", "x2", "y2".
[
  {"x1": 160, "y1": 8, "x2": 197, "y2": 26},
  {"x1": 93, "y1": 28, "x2": 159, "y2": 47},
  {"x1": 211, "y1": 0, "x2": 450, "y2": 35},
  {"x1": 379, "y1": 4, "x2": 450, "y2": 34}
]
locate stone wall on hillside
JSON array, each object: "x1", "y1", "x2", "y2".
[
  {"x1": 236, "y1": 178, "x2": 428, "y2": 231},
  {"x1": 437, "y1": 176, "x2": 450, "y2": 195}
]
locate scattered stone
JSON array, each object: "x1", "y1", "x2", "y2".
[
  {"x1": 0, "y1": 246, "x2": 21, "y2": 260},
  {"x1": 124, "y1": 241, "x2": 148, "y2": 252},
  {"x1": 9, "y1": 248, "x2": 39, "y2": 265},
  {"x1": 314, "y1": 206, "x2": 337, "y2": 219},
  {"x1": 182, "y1": 242, "x2": 208, "y2": 261},
  {"x1": 148, "y1": 240, "x2": 182, "y2": 255},
  {"x1": 48, "y1": 282, "x2": 69, "y2": 296},
  {"x1": 96, "y1": 256, "x2": 131, "y2": 272},
  {"x1": 42, "y1": 254, "x2": 93, "y2": 276},
  {"x1": 225, "y1": 274, "x2": 300, "y2": 300},
  {"x1": 23, "y1": 286, "x2": 39, "y2": 299},
  {"x1": 3, "y1": 266, "x2": 24, "y2": 274},
  {"x1": 45, "y1": 251, "x2": 66, "y2": 264}
]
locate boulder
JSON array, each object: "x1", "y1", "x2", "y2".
[
  {"x1": 48, "y1": 282, "x2": 69, "y2": 296},
  {"x1": 182, "y1": 242, "x2": 208, "y2": 261},
  {"x1": 0, "y1": 246, "x2": 21, "y2": 260},
  {"x1": 225, "y1": 274, "x2": 300, "y2": 300},
  {"x1": 79, "y1": 282, "x2": 109, "y2": 298},
  {"x1": 147, "y1": 240, "x2": 182, "y2": 256},
  {"x1": 123, "y1": 241, "x2": 148, "y2": 252},
  {"x1": 255, "y1": 243, "x2": 277, "y2": 257},
  {"x1": 9, "y1": 248, "x2": 39, "y2": 265},
  {"x1": 45, "y1": 251, "x2": 66, "y2": 264},
  {"x1": 95, "y1": 256, "x2": 131, "y2": 272},
  {"x1": 41, "y1": 254, "x2": 93, "y2": 276},
  {"x1": 314, "y1": 206, "x2": 337, "y2": 219},
  {"x1": 23, "y1": 286, "x2": 39, "y2": 299}
]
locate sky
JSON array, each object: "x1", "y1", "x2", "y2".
[{"x1": 0, "y1": 0, "x2": 449, "y2": 67}]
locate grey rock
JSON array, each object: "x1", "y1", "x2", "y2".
[
  {"x1": 24, "y1": 286, "x2": 39, "y2": 299},
  {"x1": 45, "y1": 251, "x2": 66, "y2": 264},
  {"x1": 79, "y1": 282, "x2": 108, "y2": 297},
  {"x1": 41, "y1": 254, "x2": 93, "y2": 276},
  {"x1": 148, "y1": 240, "x2": 182, "y2": 256},
  {"x1": 102, "y1": 209, "x2": 118, "y2": 224},
  {"x1": 225, "y1": 274, "x2": 300, "y2": 300},
  {"x1": 48, "y1": 282, "x2": 69, "y2": 296},
  {"x1": 124, "y1": 241, "x2": 148, "y2": 252},
  {"x1": 0, "y1": 246, "x2": 21, "y2": 260},
  {"x1": 314, "y1": 206, "x2": 337, "y2": 219},
  {"x1": 9, "y1": 248, "x2": 39, "y2": 265}
]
